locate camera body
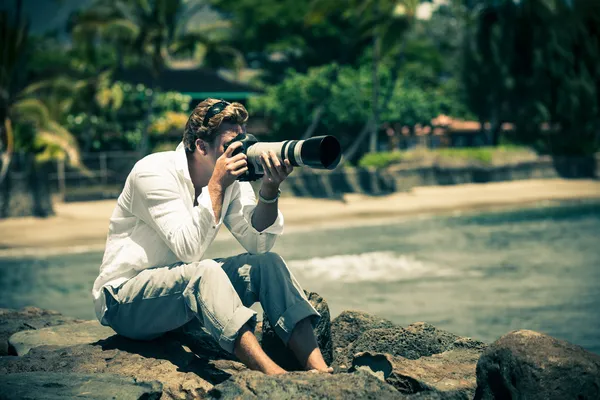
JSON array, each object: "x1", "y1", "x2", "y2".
[
  {"x1": 223, "y1": 133, "x2": 342, "y2": 182},
  {"x1": 223, "y1": 133, "x2": 262, "y2": 182}
]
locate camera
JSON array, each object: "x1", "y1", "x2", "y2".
[{"x1": 223, "y1": 134, "x2": 342, "y2": 182}]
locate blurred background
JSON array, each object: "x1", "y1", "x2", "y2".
[{"x1": 0, "y1": 0, "x2": 599, "y2": 354}]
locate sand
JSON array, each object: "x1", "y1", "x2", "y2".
[{"x1": 1, "y1": 178, "x2": 599, "y2": 258}]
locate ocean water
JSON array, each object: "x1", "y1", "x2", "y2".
[{"x1": 1, "y1": 201, "x2": 599, "y2": 353}]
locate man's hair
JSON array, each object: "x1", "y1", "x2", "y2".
[{"x1": 183, "y1": 98, "x2": 249, "y2": 152}]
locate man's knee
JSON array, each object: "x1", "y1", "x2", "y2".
[
  {"x1": 182, "y1": 260, "x2": 227, "y2": 293},
  {"x1": 252, "y1": 252, "x2": 295, "y2": 287},
  {"x1": 254, "y1": 252, "x2": 288, "y2": 274},
  {"x1": 262, "y1": 251, "x2": 285, "y2": 265},
  {"x1": 199, "y1": 261, "x2": 229, "y2": 287}
]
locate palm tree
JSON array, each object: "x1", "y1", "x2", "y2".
[
  {"x1": 0, "y1": 2, "x2": 27, "y2": 186},
  {"x1": 73, "y1": 0, "x2": 245, "y2": 154},
  {"x1": 1, "y1": 1, "x2": 86, "y2": 216}
]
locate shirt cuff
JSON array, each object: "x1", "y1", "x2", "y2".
[
  {"x1": 246, "y1": 207, "x2": 285, "y2": 235},
  {"x1": 196, "y1": 185, "x2": 223, "y2": 229}
]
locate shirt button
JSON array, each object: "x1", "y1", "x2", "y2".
[{"x1": 212, "y1": 226, "x2": 216, "y2": 229}]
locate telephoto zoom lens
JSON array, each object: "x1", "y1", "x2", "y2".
[{"x1": 246, "y1": 135, "x2": 342, "y2": 174}]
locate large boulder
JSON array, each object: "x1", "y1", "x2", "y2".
[
  {"x1": 351, "y1": 323, "x2": 478, "y2": 359},
  {"x1": 0, "y1": 372, "x2": 162, "y2": 400},
  {"x1": 0, "y1": 307, "x2": 83, "y2": 356},
  {"x1": 475, "y1": 330, "x2": 600, "y2": 400},
  {"x1": 0, "y1": 332, "x2": 246, "y2": 399},
  {"x1": 352, "y1": 348, "x2": 482, "y2": 399},
  {"x1": 330, "y1": 310, "x2": 397, "y2": 370},
  {"x1": 336, "y1": 322, "x2": 485, "y2": 371},
  {"x1": 261, "y1": 291, "x2": 332, "y2": 370},
  {"x1": 8, "y1": 320, "x2": 116, "y2": 356},
  {"x1": 331, "y1": 310, "x2": 396, "y2": 350},
  {"x1": 208, "y1": 370, "x2": 402, "y2": 399}
]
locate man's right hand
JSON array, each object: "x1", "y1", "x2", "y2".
[{"x1": 208, "y1": 141, "x2": 248, "y2": 191}]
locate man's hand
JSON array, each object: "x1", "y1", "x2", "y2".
[
  {"x1": 259, "y1": 150, "x2": 294, "y2": 193},
  {"x1": 209, "y1": 141, "x2": 248, "y2": 191},
  {"x1": 207, "y1": 141, "x2": 247, "y2": 223}
]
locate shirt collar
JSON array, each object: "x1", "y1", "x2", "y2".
[{"x1": 175, "y1": 142, "x2": 193, "y2": 183}]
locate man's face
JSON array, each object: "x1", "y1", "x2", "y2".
[{"x1": 208, "y1": 122, "x2": 245, "y2": 160}]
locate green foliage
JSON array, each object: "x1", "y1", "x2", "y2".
[
  {"x1": 209, "y1": 0, "x2": 372, "y2": 83},
  {"x1": 463, "y1": 0, "x2": 600, "y2": 155},
  {"x1": 151, "y1": 141, "x2": 180, "y2": 153},
  {"x1": 249, "y1": 62, "x2": 453, "y2": 153},
  {"x1": 358, "y1": 145, "x2": 536, "y2": 168},
  {"x1": 358, "y1": 151, "x2": 405, "y2": 168},
  {"x1": 65, "y1": 82, "x2": 191, "y2": 151}
]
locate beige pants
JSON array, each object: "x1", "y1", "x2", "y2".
[{"x1": 102, "y1": 252, "x2": 320, "y2": 353}]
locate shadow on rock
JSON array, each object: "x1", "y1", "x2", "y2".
[{"x1": 93, "y1": 322, "x2": 240, "y2": 386}]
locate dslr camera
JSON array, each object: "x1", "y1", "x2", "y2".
[{"x1": 223, "y1": 134, "x2": 342, "y2": 182}]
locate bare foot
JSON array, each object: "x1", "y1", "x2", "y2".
[
  {"x1": 308, "y1": 367, "x2": 334, "y2": 374},
  {"x1": 265, "y1": 367, "x2": 287, "y2": 375}
]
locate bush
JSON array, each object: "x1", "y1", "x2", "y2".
[
  {"x1": 66, "y1": 82, "x2": 191, "y2": 152},
  {"x1": 248, "y1": 63, "x2": 448, "y2": 157},
  {"x1": 358, "y1": 145, "x2": 536, "y2": 168},
  {"x1": 358, "y1": 151, "x2": 405, "y2": 168}
]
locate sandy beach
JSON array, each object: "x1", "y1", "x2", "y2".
[{"x1": 1, "y1": 178, "x2": 599, "y2": 258}]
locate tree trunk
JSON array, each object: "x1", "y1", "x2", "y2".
[
  {"x1": 369, "y1": 34, "x2": 381, "y2": 153},
  {"x1": 0, "y1": 153, "x2": 54, "y2": 218},
  {"x1": 344, "y1": 40, "x2": 406, "y2": 163}
]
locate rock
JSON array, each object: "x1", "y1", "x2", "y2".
[
  {"x1": 351, "y1": 323, "x2": 485, "y2": 360},
  {"x1": 352, "y1": 348, "x2": 481, "y2": 399},
  {"x1": 8, "y1": 320, "x2": 116, "y2": 356},
  {"x1": 0, "y1": 307, "x2": 84, "y2": 356},
  {"x1": 260, "y1": 291, "x2": 332, "y2": 370},
  {"x1": 0, "y1": 372, "x2": 162, "y2": 399},
  {"x1": 0, "y1": 333, "x2": 246, "y2": 399},
  {"x1": 330, "y1": 310, "x2": 397, "y2": 370},
  {"x1": 208, "y1": 370, "x2": 403, "y2": 399},
  {"x1": 331, "y1": 310, "x2": 396, "y2": 350},
  {"x1": 407, "y1": 392, "x2": 472, "y2": 400},
  {"x1": 335, "y1": 322, "x2": 485, "y2": 372},
  {"x1": 474, "y1": 329, "x2": 600, "y2": 400},
  {"x1": 167, "y1": 317, "x2": 237, "y2": 361}
]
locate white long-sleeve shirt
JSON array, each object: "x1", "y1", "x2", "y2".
[{"x1": 92, "y1": 142, "x2": 284, "y2": 323}]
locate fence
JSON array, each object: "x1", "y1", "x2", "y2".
[{"x1": 48, "y1": 151, "x2": 141, "y2": 201}]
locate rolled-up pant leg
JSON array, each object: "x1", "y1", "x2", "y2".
[
  {"x1": 102, "y1": 252, "x2": 319, "y2": 354},
  {"x1": 216, "y1": 252, "x2": 321, "y2": 345},
  {"x1": 103, "y1": 259, "x2": 256, "y2": 354}
]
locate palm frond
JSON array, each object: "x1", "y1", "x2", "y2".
[
  {"x1": 10, "y1": 98, "x2": 51, "y2": 127},
  {"x1": 35, "y1": 122, "x2": 90, "y2": 175},
  {"x1": 18, "y1": 76, "x2": 87, "y2": 98}
]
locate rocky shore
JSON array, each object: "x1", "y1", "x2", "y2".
[{"x1": 1, "y1": 293, "x2": 599, "y2": 399}]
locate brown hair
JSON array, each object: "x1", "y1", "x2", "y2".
[{"x1": 183, "y1": 98, "x2": 249, "y2": 152}]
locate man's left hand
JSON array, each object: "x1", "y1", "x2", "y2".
[{"x1": 260, "y1": 150, "x2": 293, "y2": 190}]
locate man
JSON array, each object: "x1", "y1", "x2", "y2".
[{"x1": 92, "y1": 99, "x2": 331, "y2": 375}]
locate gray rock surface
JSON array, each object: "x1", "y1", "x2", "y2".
[
  {"x1": 8, "y1": 320, "x2": 116, "y2": 356},
  {"x1": 261, "y1": 291, "x2": 332, "y2": 370},
  {"x1": 0, "y1": 332, "x2": 245, "y2": 399},
  {"x1": 335, "y1": 322, "x2": 485, "y2": 371},
  {"x1": 0, "y1": 372, "x2": 162, "y2": 400},
  {"x1": 475, "y1": 329, "x2": 600, "y2": 400},
  {"x1": 352, "y1": 348, "x2": 481, "y2": 399},
  {"x1": 208, "y1": 370, "x2": 402, "y2": 399},
  {"x1": 0, "y1": 307, "x2": 83, "y2": 356},
  {"x1": 330, "y1": 310, "x2": 396, "y2": 350},
  {"x1": 351, "y1": 323, "x2": 485, "y2": 360}
]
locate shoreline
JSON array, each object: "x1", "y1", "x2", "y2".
[{"x1": 1, "y1": 178, "x2": 599, "y2": 258}]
